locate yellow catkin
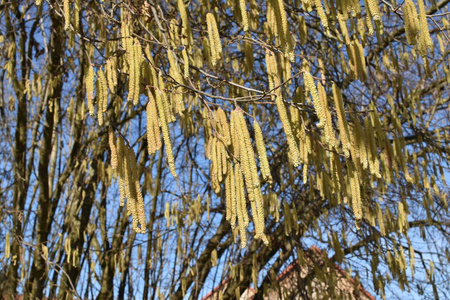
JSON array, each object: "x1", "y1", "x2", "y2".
[
  {"x1": 404, "y1": 0, "x2": 420, "y2": 45},
  {"x1": 225, "y1": 161, "x2": 233, "y2": 223},
  {"x1": 239, "y1": 0, "x2": 249, "y2": 31},
  {"x1": 133, "y1": 39, "x2": 142, "y2": 106},
  {"x1": 317, "y1": 83, "x2": 335, "y2": 148},
  {"x1": 86, "y1": 65, "x2": 95, "y2": 116},
  {"x1": 273, "y1": 0, "x2": 288, "y2": 39},
  {"x1": 64, "y1": 0, "x2": 70, "y2": 31},
  {"x1": 417, "y1": 0, "x2": 433, "y2": 56},
  {"x1": 155, "y1": 81, "x2": 177, "y2": 178},
  {"x1": 157, "y1": 73, "x2": 175, "y2": 123},
  {"x1": 126, "y1": 39, "x2": 135, "y2": 103},
  {"x1": 234, "y1": 111, "x2": 266, "y2": 243},
  {"x1": 304, "y1": 71, "x2": 323, "y2": 123},
  {"x1": 214, "y1": 108, "x2": 231, "y2": 145},
  {"x1": 4, "y1": 232, "x2": 10, "y2": 259},
  {"x1": 206, "y1": 13, "x2": 222, "y2": 66},
  {"x1": 96, "y1": 69, "x2": 108, "y2": 125},
  {"x1": 230, "y1": 162, "x2": 237, "y2": 228},
  {"x1": 181, "y1": 47, "x2": 190, "y2": 78},
  {"x1": 124, "y1": 146, "x2": 136, "y2": 218},
  {"x1": 135, "y1": 180, "x2": 146, "y2": 234},
  {"x1": 364, "y1": 117, "x2": 381, "y2": 178},
  {"x1": 338, "y1": 13, "x2": 350, "y2": 45},
  {"x1": 35, "y1": 0, "x2": 42, "y2": 5},
  {"x1": 253, "y1": 120, "x2": 272, "y2": 183},
  {"x1": 106, "y1": 58, "x2": 117, "y2": 92},
  {"x1": 350, "y1": 163, "x2": 362, "y2": 220},
  {"x1": 176, "y1": 0, "x2": 193, "y2": 45},
  {"x1": 332, "y1": 84, "x2": 351, "y2": 157},
  {"x1": 117, "y1": 137, "x2": 126, "y2": 206},
  {"x1": 266, "y1": 51, "x2": 301, "y2": 166},
  {"x1": 351, "y1": 116, "x2": 366, "y2": 167},
  {"x1": 353, "y1": 39, "x2": 367, "y2": 82},
  {"x1": 146, "y1": 92, "x2": 162, "y2": 155},
  {"x1": 232, "y1": 111, "x2": 255, "y2": 202},
  {"x1": 125, "y1": 145, "x2": 146, "y2": 234},
  {"x1": 236, "y1": 164, "x2": 248, "y2": 248},
  {"x1": 366, "y1": 0, "x2": 380, "y2": 20},
  {"x1": 109, "y1": 128, "x2": 118, "y2": 170},
  {"x1": 220, "y1": 139, "x2": 228, "y2": 176},
  {"x1": 314, "y1": 0, "x2": 329, "y2": 29},
  {"x1": 165, "y1": 202, "x2": 170, "y2": 226}
]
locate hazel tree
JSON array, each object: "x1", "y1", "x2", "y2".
[{"x1": 0, "y1": 0, "x2": 449, "y2": 299}]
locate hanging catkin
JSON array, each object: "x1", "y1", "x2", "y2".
[
  {"x1": 117, "y1": 137, "x2": 126, "y2": 206},
  {"x1": 64, "y1": 0, "x2": 70, "y2": 30},
  {"x1": 214, "y1": 108, "x2": 231, "y2": 145},
  {"x1": 146, "y1": 91, "x2": 162, "y2": 155},
  {"x1": 313, "y1": 0, "x2": 329, "y2": 29},
  {"x1": 403, "y1": 0, "x2": 420, "y2": 45},
  {"x1": 350, "y1": 162, "x2": 362, "y2": 220},
  {"x1": 181, "y1": 48, "x2": 190, "y2": 78},
  {"x1": 206, "y1": 13, "x2": 222, "y2": 66},
  {"x1": 332, "y1": 84, "x2": 351, "y2": 157},
  {"x1": 233, "y1": 110, "x2": 267, "y2": 244},
  {"x1": 235, "y1": 163, "x2": 248, "y2": 248},
  {"x1": 239, "y1": 0, "x2": 249, "y2": 31},
  {"x1": 109, "y1": 128, "x2": 118, "y2": 170},
  {"x1": 96, "y1": 68, "x2": 107, "y2": 126},
  {"x1": 366, "y1": 0, "x2": 380, "y2": 21},
  {"x1": 155, "y1": 82, "x2": 177, "y2": 178},
  {"x1": 253, "y1": 120, "x2": 272, "y2": 183},
  {"x1": 417, "y1": 0, "x2": 433, "y2": 56},
  {"x1": 86, "y1": 64, "x2": 95, "y2": 117},
  {"x1": 352, "y1": 39, "x2": 367, "y2": 82},
  {"x1": 132, "y1": 39, "x2": 142, "y2": 105},
  {"x1": 106, "y1": 57, "x2": 117, "y2": 91},
  {"x1": 266, "y1": 51, "x2": 301, "y2": 166},
  {"x1": 176, "y1": 0, "x2": 193, "y2": 45}
]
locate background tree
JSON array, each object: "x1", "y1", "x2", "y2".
[{"x1": 0, "y1": 0, "x2": 449, "y2": 299}]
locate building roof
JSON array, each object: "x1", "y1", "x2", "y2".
[{"x1": 202, "y1": 246, "x2": 375, "y2": 300}]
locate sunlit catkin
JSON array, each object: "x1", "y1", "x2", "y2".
[
  {"x1": 404, "y1": 0, "x2": 420, "y2": 45},
  {"x1": 236, "y1": 164, "x2": 248, "y2": 248},
  {"x1": 64, "y1": 0, "x2": 70, "y2": 30},
  {"x1": 106, "y1": 57, "x2": 117, "y2": 91},
  {"x1": 353, "y1": 39, "x2": 367, "y2": 82},
  {"x1": 4, "y1": 232, "x2": 10, "y2": 259},
  {"x1": 86, "y1": 65, "x2": 95, "y2": 116},
  {"x1": 266, "y1": 51, "x2": 301, "y2": 166},
  {"x1": 417, "y1": 0, "x2": 433, "y2": 56},
  {"x1": 239, "y1": 0, "x2": 249, "y2": 31},
  {"x1": 214, "y1": 108, "x2": 231, "y2": 145},
  {"x1": 314, "y1": 0, "x2": 328, "y2": 29},
  {"x1": 132, "y1": 39, "x2": 142, "y2": 105},
  {"x1": 109, "y1": 128, "x2": 118, "y2": 170},
  {"x1": 146, "y1": 91, "x2": 162, "y2": 155},
  {"x1": 206, "y1": 13, "x2": 222, "y2": 66},
  {"x1": 253, "y1": 120, "x2": 272, "y2": 183},
  {"x1": 181, "y1": 47, "x2": 189, "y2": 78},
  {"x1": 350, "y1": 163, "x2": 362, "y2": 220},
  {"x1": 176, "y1": 0, "x2": 193, "y2": 45},
  {"x1": 304, "y1": 71, "x2": 322, "y2": 122},
  {"x1": 332, "y1": 84, "x2": 351, "y2": 157},
  {"x1": 317, "y1": 83, "x2": 335, "y2": 147},
  {"x1": 366, "y1": 0, "x2": 380, "y2": 20},
  {"x1": 116, "y1": 140, "x2": 125, "y2": 206},
  {"x1": 96, "y1": 69, "x2": 108, "y2": 125},
  {"x1": 155, "y1": 83, "x2": 177, "y2": 178}
]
